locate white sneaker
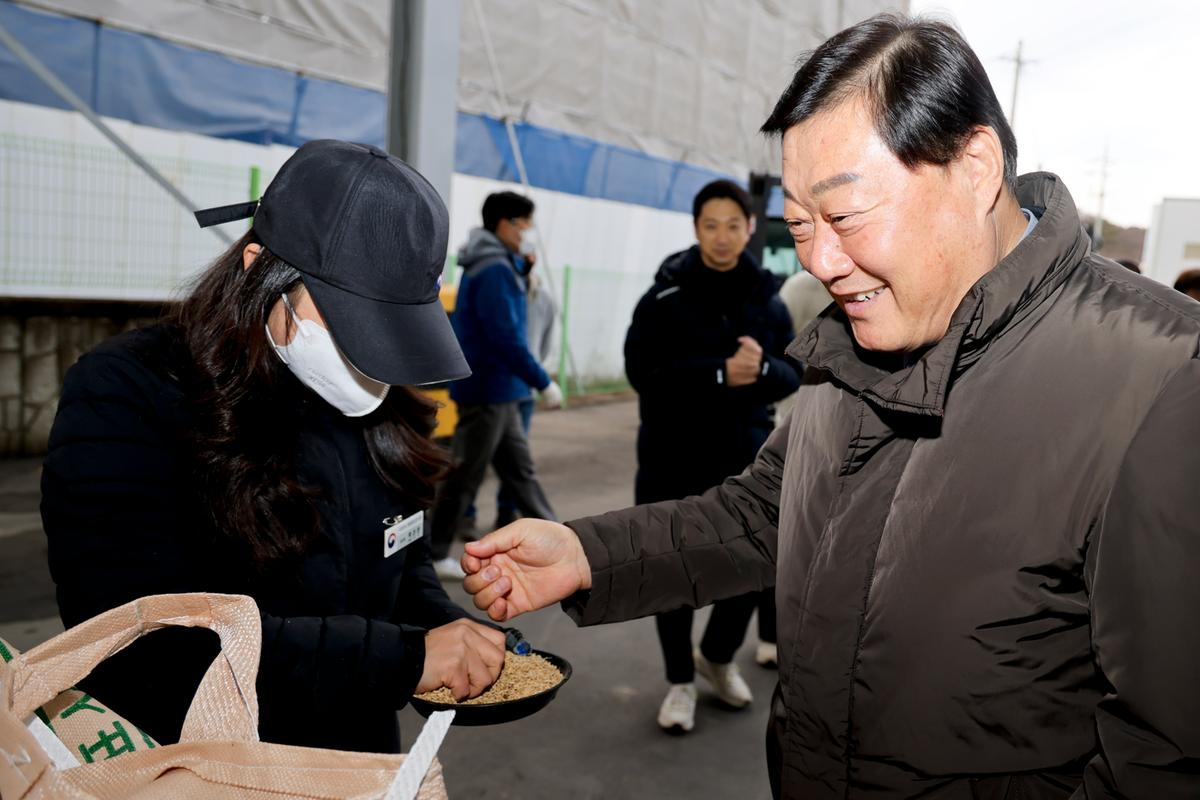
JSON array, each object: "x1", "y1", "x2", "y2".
[
  {"x1": 694, "y1": 650, "x2": 753, "y2": 708},
  {"x1": 657, "y1": 683, "x2": 697, "y2": 733},
  {"x1": 755, "y1": 642, "x2": 778, "y2": 668},
  {"x1": 433, "y1": 556, "x2": 466, "y2": 581}
]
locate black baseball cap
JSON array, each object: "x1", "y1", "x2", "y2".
[{"x1": 194, "y1": 139, "x2": 470, "y2": 386}]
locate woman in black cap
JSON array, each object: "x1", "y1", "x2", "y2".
[{"x1": 41, "y1": 140, "x2": 504, "y2": 752}]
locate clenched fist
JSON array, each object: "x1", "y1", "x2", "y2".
[{"x1": 725, "y1": 336, "x2": 763, "y2": 387}]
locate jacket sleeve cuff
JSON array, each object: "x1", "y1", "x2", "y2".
[
  {"x1": 559, "y1": 517, "x2": 614, "y2": 627},
  {"x1": 392, "y1": 624, "x2": 428, "y2": 706}
]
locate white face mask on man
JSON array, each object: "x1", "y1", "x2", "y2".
[
  {"x1": 266, "y1": 293, "x2": 390, "y2": 417},
  {"x1": 518, "y1": 227, "x2": 537, "y2": 256}
]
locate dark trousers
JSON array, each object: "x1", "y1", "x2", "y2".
[
  {"x1": 758, "y1": 588, "x2": 777, "y2": 644},
  {"x1": 430, "y1": 400, "x2": 555, "y2": 560},
  {"x1": 466, "y1": 397, "x2": 536, "y2": 522},
  {"x1": 657, "y1": 587, "x2": 777, "y2": 681},
  {"x1": 656, "y1": 588, "x2": 774, "y2": 684},
  {"x1": 496, "y1": 397, "x2": 536, "y2": 514}
]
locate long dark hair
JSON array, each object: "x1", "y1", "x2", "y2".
[{"x1": 168, "y1": 229, "x2": 449, "y2": 568}]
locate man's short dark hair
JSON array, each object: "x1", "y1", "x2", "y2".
[
  {"x1": 693, "y1": 180, "x2": 751, "y2": 223},
  {"x1": 1174, "y1": 269, "x2": 1200, "y2": 295},
  {"x1": 761, "y1": 14, "x2": 1018, "y2": 190},
  {"x1": 482, "y1": 191, "x2": 535, "y2": 233}
]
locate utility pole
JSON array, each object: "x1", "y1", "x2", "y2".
[
  {"x1": 1002, "y1": 40, "x2": 1027, "y2": 127},
  {"x1": 1092, "y1": 142, "x2": 1110, "y2": 244}
]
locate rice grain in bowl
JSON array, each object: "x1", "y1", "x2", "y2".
[
  {"x1": 417, "y1": 652, "x2": 563, "y2": 705},
  {"x1": 410, "y1": 649, "x2": 572, "y2": 726}
]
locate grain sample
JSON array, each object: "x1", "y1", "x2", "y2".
[{"x1": 417, "y1": 652, "x2": 563, "y2": 705}]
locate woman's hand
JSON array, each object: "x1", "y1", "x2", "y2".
[
  {"x1": 461, "y1": 520, "x2": 592, "y2": 622},
  {"x1": 416, "y1": 619, "x2": 507, "y2": 701}
]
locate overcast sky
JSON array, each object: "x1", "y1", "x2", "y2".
[{"x1": 907, "y1": 0, "x2": 1200, "y2": 228}]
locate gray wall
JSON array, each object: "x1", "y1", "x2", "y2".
[{"x1": 0, "y1": 302, "x2": 160, "y2": 456}]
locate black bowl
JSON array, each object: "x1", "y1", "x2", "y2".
[{"x1": 409, "y1": 649, "x2": 572, "y2": 726}]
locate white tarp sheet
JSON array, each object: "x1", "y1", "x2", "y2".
[
  {"x1": 19, "y1": 0, "x2": 391, "y2": 89},
  {"x1": 458, "y1": 0, "x2": 906, "y2": 177},
  {"x1": 19, "y1": 0, "x2": 906, "y2": 177}
]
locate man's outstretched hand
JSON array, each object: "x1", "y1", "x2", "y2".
[{"x1": 461, "y1": 520, "x2": 592, "y2": 622}]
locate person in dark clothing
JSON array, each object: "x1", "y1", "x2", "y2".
[
  {"x1": 625, "y1": 180, "x2": 801, "y2": 732},
  {"x1": 1173, "y1": 268, "x2": 1200, "y2": 301},
  {"x1": 40, "y1": 140, "x2": 506, "y2": 754},
  {"x1": 460, "y1": 15, "x2": 1200, "y2": 800},
  {"x1": 429, "y1": 192, "x2": 561, "y2": 580}
]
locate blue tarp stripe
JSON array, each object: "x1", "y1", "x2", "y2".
[
  {"x1": 0, "y1": 0, "x2": 94, "y2": 109},
  {"x1": 0, "y1": 0, "x2": 733, "y2": 213},
  {"x1": 452, "y1": 113, "x2": 732, "y2": 212}
]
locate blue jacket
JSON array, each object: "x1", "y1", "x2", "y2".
[{"x1": 450, "y1": 228, "x2": 550, "y2": 405}]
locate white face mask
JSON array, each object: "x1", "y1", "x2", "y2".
[
  {"x1": 267, "y1": 293, "x2": 390, "y2": 417},
  {"x1": 518, "y1": 227, "x2": 537, "y2": 256}
]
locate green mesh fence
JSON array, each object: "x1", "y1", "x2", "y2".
[{"x1": 0, "y1": 133, "x2": 265, "y2": 299}]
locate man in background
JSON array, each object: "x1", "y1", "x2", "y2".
[
  {"x1": 462, "y1": 247, "x2": 559, "y2": 535},
  {"x1": 774, "y1": 267, "x2": 829, "y2": 423},
  {"x1": 429, "y1": 191, "x2": 561, "y2": 580},
  {"x1": 624, "y1": 179, "x2": 801, "y2": 733},
  {"x1": 492, "y1": 268, "x2": 558, "y2": 528},
  {"x1": 1174, "y1": 268, "x2": 1200, "y2": 301}
]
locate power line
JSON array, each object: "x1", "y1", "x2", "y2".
[
  {"x1": 470, "y1": 0, "x2": 584, "y2": 396},
  {"x1": 0, "y1": 15, "x2": 232, "y2": 246}
]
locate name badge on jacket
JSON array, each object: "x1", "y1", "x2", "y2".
[{"x1": 383, "y1": 511, "x2": 423, "y2": 558}]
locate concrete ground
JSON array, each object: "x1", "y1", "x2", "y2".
[{"x1": 0, "y1": 399, "x2": 775, "y2": 799}]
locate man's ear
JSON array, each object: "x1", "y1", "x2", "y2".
[
  {"x1": 242, "y1": 243, "x2": 263, "y2": 271},
  {"x1": 748, "y1": 215, "x2": 758, "y2": 237},
  {"x1": 959, "y1": 125, "x2": 1007, "y2": 216}
]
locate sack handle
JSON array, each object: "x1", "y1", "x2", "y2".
[{"x1": 0, "y1": 594, "x2": 262, "y2": 744}]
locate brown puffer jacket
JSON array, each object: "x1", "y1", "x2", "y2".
[{"x1": 564, "y1": 173, "x2": 1200, "y2": 798}]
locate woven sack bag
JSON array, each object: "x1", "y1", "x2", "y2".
[{"x1": 0, "y1": 593, "x2": 450, "y2": 800}]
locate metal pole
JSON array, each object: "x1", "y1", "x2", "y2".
[
  {"x1": 471, "y1": 0, "x2": 529, "y2": 187},
  {"x1": 557, "y1": 264, "x2": 572, "y2": 408},
  {"x1": 0, "y1": 17, "x2": 232, "y2": 245},
  {"x1": 470, "y1": 0, "x2": 583, "y2": 395},
  {"x1": 387, "y1": 0, "x2": 412, "y2": 164},
  {"x1": 388, "y1": 0, "x2": 461, "y2": 211}
]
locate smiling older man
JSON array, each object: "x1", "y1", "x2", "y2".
[{"x1": 457, "y1": 14, "x2": 1200, "y2": 799}]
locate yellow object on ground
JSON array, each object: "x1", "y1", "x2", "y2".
[{"x1": 427, "y1": 285, "x2": 459, "y2": 439}]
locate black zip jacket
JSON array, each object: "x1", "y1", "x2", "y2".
[
  {"x1": 624, "y1": 245, "x2": 802, "y2": 502},
  {"x1": 41, "y1": 324, "x2": 470, "y2": 753}
]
